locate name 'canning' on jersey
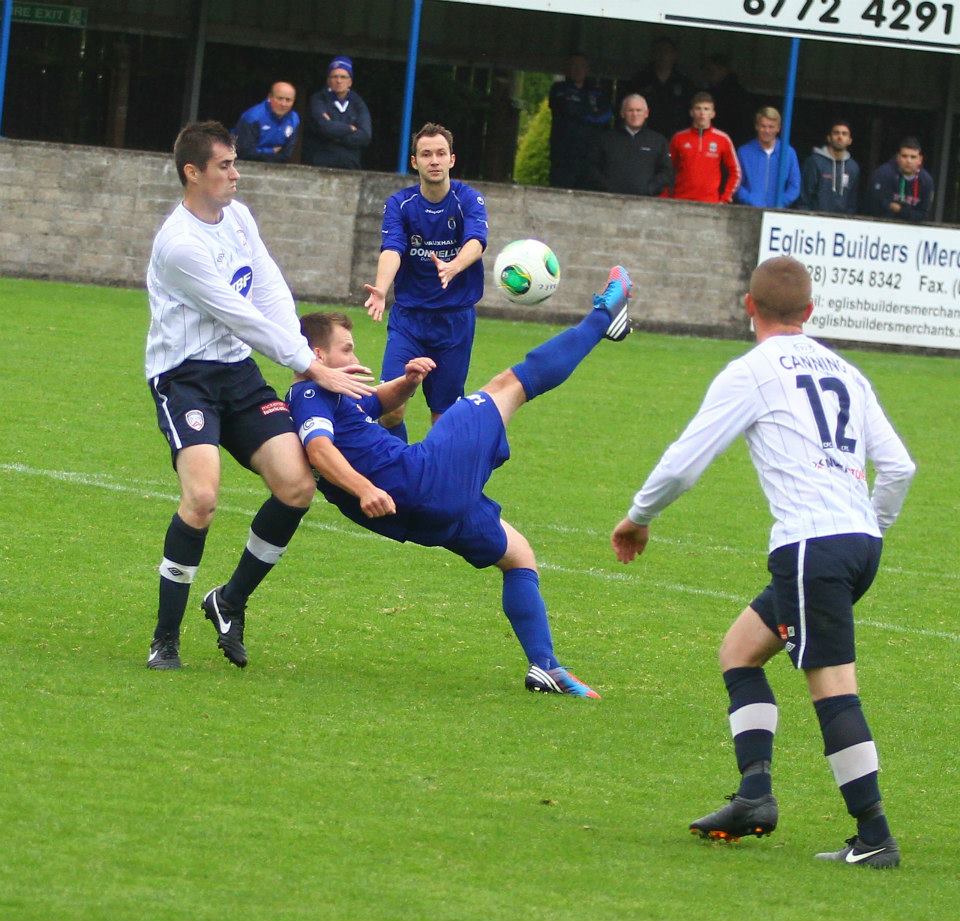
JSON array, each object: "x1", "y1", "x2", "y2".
[
  {"x1": 381, "y1": 180, "x2": 488, "y2": 310},
  {"x1": 145, "y1": 200, "x2": 313, "y2": 379},
  {"x1": 629, "y1": 334, "x2": 914, "y2": 551}
]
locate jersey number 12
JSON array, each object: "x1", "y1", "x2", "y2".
[{"x1": 796, "y1": 375, "x2": 857, "y2": 452}]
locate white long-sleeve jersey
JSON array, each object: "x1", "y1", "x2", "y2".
[
  {"x1": 145, "y1": 200, "x2": 315, "y2": 379},
  {"x1": 628, "y1": 334, "x2": 916, "y2": 551}
]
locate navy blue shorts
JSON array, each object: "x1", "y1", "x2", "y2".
[
  {"x1": 403, "y1": 391, "x2": 510, "y2": 568},
  {"x1": 149, "y1": 358, "x2": 296, "y2": 470},
  {"x1": 381, "y1": 304, "x2": 476, "y2": 414},
  {"x1": 751, "y1": 533, "x2": 883, "y2": 669}
]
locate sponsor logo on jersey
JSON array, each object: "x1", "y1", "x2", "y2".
[
  {"x1": 236, "y1": 229, "x2": 248, "y2": 248},
  {"x1": 476, "y1": 195, "x2": 484, "y2": 204},
  {"x1": 784, "y1": 641, "x2": 796, "y2": 653},
  {"x1": 185, "y1": 410, "x2": 205, "y2": 431},
  {"x1": 216, "y1": 251, "x2": 227, "y2": 265},
  {"x1": 260, "y1": 400, "x2": 289, "y2": 416},
  {"x1": 230, "y1": 266, "x2": 253, "y2": 297},
  {"x1": 285, "y1": 125, "x2": 293, "y2": 137},
  {"x1": 447, "y1": 217, "x2": 456, "y2": 229},
  {"x1": 466, "y1": 393, "x2": 486, "y2": 406},
  {"x1": 425, "y1": 207, "x2": 443, "y2": 215},
  {"x1": 411, "y1": 234, "x2": 423, "y2": 247},
  {"x1": 709, "y1": 142, "x2": 718, "y2": 153},
  {"x1": 303, "y1": 389, "x2": 315, "y2": 399}
]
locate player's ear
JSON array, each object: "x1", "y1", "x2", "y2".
[
  {"x1": 449, "y1": 152, "x2": 456, "y2": 169},
  {"x1": 743, "y1": 292, "x2": 756, "y2": 317},
  {"x1": 410, "y1": 154, "x2": 417, "y2": 170},
  {"x1": 802, "y1": 300, "x2": 814, "y2": 322}
]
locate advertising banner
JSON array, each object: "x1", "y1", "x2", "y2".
[{"x1": 759, "y1": 211, "x2": 960, "y2": 350}]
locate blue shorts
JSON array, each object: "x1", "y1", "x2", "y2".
[
  {"x1": 751, "y1": 533, "x2": 882, "y2": 670},
  {"x1": 149, "y1": 358, "x2": 295, "y2": 470},
  {"x1": 382, "y1": 305, "x2": 476, "y2": 414},
  {"x1": 403, "y1": 391, "x2": 510, "y2": 568}
]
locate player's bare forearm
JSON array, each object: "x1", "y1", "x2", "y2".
[
  {"x1": 365, "y1": 250, "x2": 402, "y2": 321},
  {"x1": 610, "y1": 518, "x2": 649, "y2": 564},
  {"x1": 306, "y1": 438, "x2": 396, "y2": 517},
  {"x1": 431, "y1": 239, "x2": 484, "y2": 289},
  {"x1": 375, "y1": 358, "x2": 435, "y2": 414}
]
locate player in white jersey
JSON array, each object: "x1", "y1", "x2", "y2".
[
  {"x1": 145, "y1": 121, "x2": 373, "y2": 671},
  {"x1": 611, "y1": 256, "x2": 915, "y2": 868}
]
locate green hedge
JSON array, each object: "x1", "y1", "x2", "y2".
[{"x1": 513, "y1": 97, "x2": 550, "y2": 187}]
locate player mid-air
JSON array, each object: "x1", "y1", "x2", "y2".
[
  {"x1": 611, "y1": 256, "x2": 915, "y2": 868},
  {"x1": 289, "y1": 267, "x2": 634, "y2": 697}
]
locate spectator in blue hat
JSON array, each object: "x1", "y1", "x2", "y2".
[{"x1": 303, "y1": 55, "x2": 372, "y2": 170}]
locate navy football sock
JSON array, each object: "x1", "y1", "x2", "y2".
[
  {"x1": 155, "y1": 513, "x2": 207, "y2": 638},
  {"x1": 510, "y1": 310, "x2": 609, "y2": 401},
  {"x1": 384, "y1": 420, "x2": 408, "y2": 443},
  {"x1": 814, "y1": 694, "x2": 891, "y2": 844},
  {"x1": 501, "y1": 568, "x2": 559, "y2": 669},
  {"x1": 222, "y1": 496, "x2": 308, "y2": 608},
  {"x1": 723, "y1": 667, "x2": 778, "y2": 798}
]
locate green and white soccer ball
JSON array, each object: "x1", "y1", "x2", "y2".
[{"x1": 493, "y1": 239, "x2": 560, "y2": 305}]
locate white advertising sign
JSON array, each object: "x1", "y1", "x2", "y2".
[
  {"x1": 759, "y1": 211, "x2": 960, "y2": 350},
  {"x1": 444, "y1": 1, "x2": 960, "y2": 52}
]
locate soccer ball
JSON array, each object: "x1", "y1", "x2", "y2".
[{"x1": 493, "y1": 239, "x2": 560, "y2": 305}]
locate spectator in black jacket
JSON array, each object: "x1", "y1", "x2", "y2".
[
  {"x1": 593, "y1": 94, "x2": 672, "y2": 197},
  {"x1": 868, "y1": 137, "x2": 935, "y2": 222},
  {"x1": 303, "y1": 56, "x2": 372, "y2": 170},
  {"x1": 624, "y1": 37, "x2": 696, "y2": 140}
]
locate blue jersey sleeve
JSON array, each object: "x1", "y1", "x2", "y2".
[
  {"x1": 380, "y1": 193, "x2": 408, "y2": 255},
  {"x1": 288, "y1": 382, "x2": 339, "y2": 447},
  {"x1": 359, "y1": 393, "x2": 383, "y2": 419},
  {"x1": 457, "y1": 184, "x2": 489, "y2": 250}
]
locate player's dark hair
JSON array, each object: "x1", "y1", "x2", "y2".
[
  {"x1": 300, "y1": 312, "x2": 353, "y2": 350},
  {"x1": 690, "y1": 91, "x2": 714, "y2": 107},
  {"x1": 750, "y1": 256, "x2": 812, "y2": 323},
  {"x1": 898, "y1": 136, "x2": 922, "y2": 154},
  {"x1": 174, "y1": 121, "x2": 234, "y2": 186},
  {"x1": 828, "y1": 118, "x2": 853, "y2": 135},
  {"x1": 412, "y1": 122, "x2": 454, "y2": 153}
]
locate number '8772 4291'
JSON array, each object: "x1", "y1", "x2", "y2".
[{"x1": 741, "y1": 0, "x2": 955, "y2": 39}]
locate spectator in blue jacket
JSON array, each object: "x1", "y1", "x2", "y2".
[
  {"x1": 799, "y1": 120, "x2": 859, "y2": 214},
  {"x1": 868, "y1": 137, "x2": 935, "y2": 222},
  {"x1": 303, "y1": 56, "x2": 372, "y2": 170},
  {"x1": 735, "y1": 107, "x2": 800, "y2": 209},
  {"x1": 233, "y1": 82, "x2": 300, "y2": 163}
]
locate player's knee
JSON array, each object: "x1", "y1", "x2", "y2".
[
  {"x1": 483, "y1": 368, "x2": 520, "y2": 395},
  {"x1": 275, "y1": 475, "x2": 316, "y2": 509},
  {"x1": 180, "y1": 489, "x2": 218, "y2": 528}
]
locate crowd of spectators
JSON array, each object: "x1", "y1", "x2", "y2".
[
  {"x1": 227, "y1": 46, "x2": 935, "y2": 224},
  {"x1": 546, "y1": 45, "x2": 935, "y2": 222}
]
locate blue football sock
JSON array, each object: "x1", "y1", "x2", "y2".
[
  {"x1": 501, "y1": 568, "x2": 559, "y2": 669},
  {"x1": 511, "y1": 309, "x2": 609, "y2": 401},
  {"x1": 384, "y1": 420, "x2": 408, "y2": 443}
]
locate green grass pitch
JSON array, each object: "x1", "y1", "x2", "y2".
[{"x1": 1, "y1": 276, "x2": 958, "y2": 920}]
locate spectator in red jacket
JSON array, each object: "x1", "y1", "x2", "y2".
[{"x1": 669, "y1": 92, "x2": 741, "y2": 203}]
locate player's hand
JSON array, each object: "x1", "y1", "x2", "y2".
[
  {"x1": 889, "y1": 202, "x2": 902, "y2": 214},
  {"x1": 364, "y1": 284, "x2": 386, "y2": 321},
  {"x1": 308, "y1": 359, "x2": 375, "y2": 398},
  {"x1": 359, "y1": 485, "x2": 396, "y2": 518},
  {"x1": 610, "y1": 518, "x2": 649, "y2": 564},
  {"x1": 322, "y1": 112, "x2": 331, "y2": 121},
  {"x1": 430, "y1": 252, "x2": 460, "y2": 289},
  {"x1": 404, "y1": 357, "x2": 435, "y2": 384}
]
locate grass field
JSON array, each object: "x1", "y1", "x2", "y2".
[{"x1": 1, "y1": 276, "x2": 958, "y2": 920}]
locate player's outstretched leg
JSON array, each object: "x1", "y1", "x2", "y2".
[
  {"x1": 496, "y1": 521, "x2": 599, "y2": 699},
  {"x1": 508, "y1": 266, "x2": 633, "y2": 404}
]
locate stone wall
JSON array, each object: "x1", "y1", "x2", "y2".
[{"x1": 0, "y1": 138, "x2": 762, "y2": 339}]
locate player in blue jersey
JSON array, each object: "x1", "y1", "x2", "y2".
[
  {"x1": 290, "y1": 266, "x2": 634, "y2": 696},
  {"x1": 363, "y1": 123, "x2": 488, "y2": 443}
]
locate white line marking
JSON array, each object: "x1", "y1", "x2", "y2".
[{"x1": 4, "y1": 462, "x2": 957, "y2": 644}]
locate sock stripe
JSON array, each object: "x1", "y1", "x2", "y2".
[
  {"x1": 247, "y1": 529, "x2": 286, "y2": 565},
  {"x1": 828, "y1": 740, "x2": 879, "y2": 787},
  {"x1": 729, "y1": 702, "x2": 779, "y2": 736},
  {"x1": 159, "y1": 558, "x2": 198, "y2": 583}
]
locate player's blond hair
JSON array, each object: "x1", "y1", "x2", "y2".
[
  {"x1": 300, "y1": 312, "x2": 352, "y2": 350},
  {"x1": 749, "y1": 256, "x2": 812, "y2": 322}
]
